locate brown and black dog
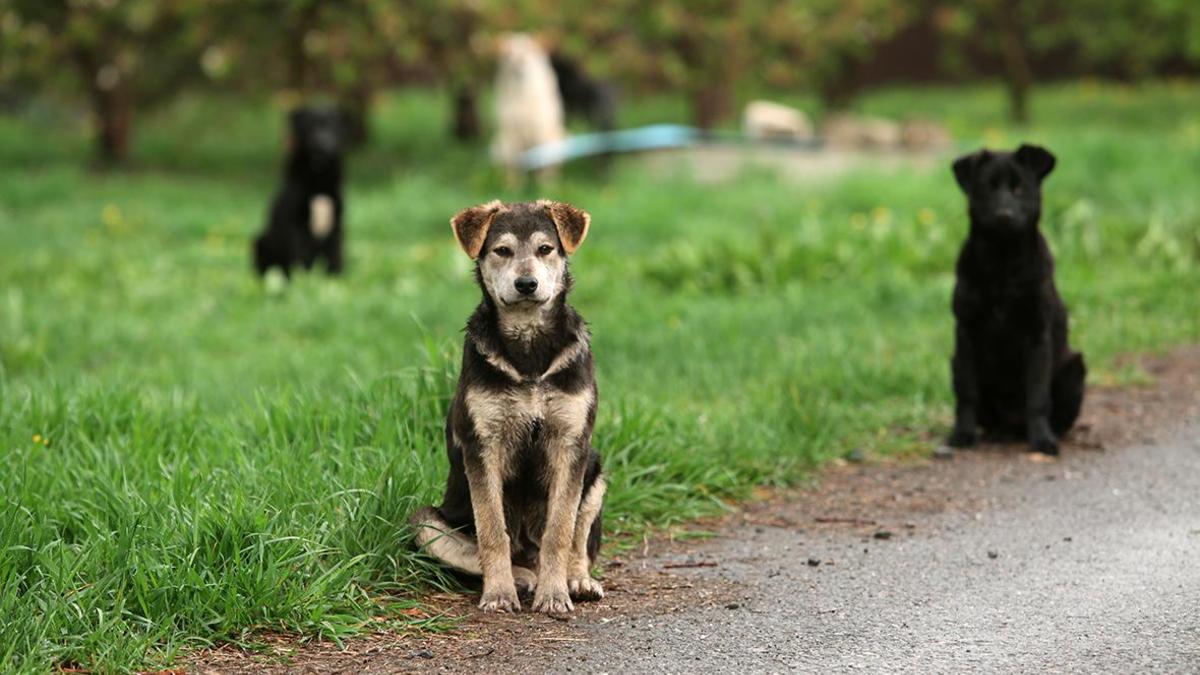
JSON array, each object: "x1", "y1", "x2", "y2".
[
  {"x1": 411, "y1": 200, "x2": 604, "y2": 613},
  {"x1": 947, "y1": 144, "x2": 1086, "y2": 455}
]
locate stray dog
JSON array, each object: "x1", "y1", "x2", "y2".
[
  {"x1": 549, "y1": 52, "x2": 617, "y2": 132},
  {"x1": 947, "y1": 144, "x2": 1086, "y2": 454},
  {"x1": 412, "y1": 200, "x2": 604, "y2": 613},
  {"x1": 253, "y1": 106, "x2": 345, "y2": 277},
  {"x1": 742, "y1": 100, "x2": 814, "y2": 142},
  {"x1": 492, "y1": 34, "x2": 566, "y2": 179},
  {"x1": 822, "y1": 113, "x2": 902, "y2": 150}
]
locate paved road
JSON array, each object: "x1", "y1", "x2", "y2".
[{"x1": 544, "y1": 429, "x2": 1200, "y2": 674}]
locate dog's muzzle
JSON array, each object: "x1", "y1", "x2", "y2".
[{"x1": 515, "y1": 276, "x2": 539, "y2": 296}]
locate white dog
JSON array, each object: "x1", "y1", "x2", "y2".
[
  {"x1": 492, "y1": 34, "x2": 565, "y2": 180},
  {"x1": 742, "y1": 100, "x2": 813, "y2": 142}
]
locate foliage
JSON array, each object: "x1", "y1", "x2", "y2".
[
  {"x1": 0, "y1": 0, "x2": 231, "y2": 160},
  {"x1": 934, "y1": 0, "x2": 1200, "y2": 121},
  {"x1": 5, "y1": 1, "x2": 1200, "y2": 150},
  {"x1": 752, "y1": 0, "x2": 917, "y2": 105}
]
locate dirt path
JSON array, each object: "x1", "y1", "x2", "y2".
[
  {"x1": 637, "y1": 145, "x2": 946, "y2": 184},
  {"x1": 193, "y1": 347, "x2": 1200, "y2": 674}
]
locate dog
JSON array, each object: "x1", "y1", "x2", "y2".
[
  {"x1": 492, "y1": 34, "x2": 566, "y2": 179},
  {"x1": 411, "y1": 200, "x2": 604, "y2": 614},
  {"x1": 947, "y1": 144, "x2": 1086, "y2": 455},
  {"x1": 253, "y1": 106, "x2": 345, "y2": 277},
  {"x1": 549, "y1": 52, "x2": 617, "y2": 133},
  {"x1": 742, "y1": 100, "x2": 813, "y2": 142},
  {"x1": 822, "y1": 113, "x2": 902, "y2": 150}
]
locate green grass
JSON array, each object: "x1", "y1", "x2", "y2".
[{"x1": 2, "y1": 81, "x2": 1199, "y2": 672}]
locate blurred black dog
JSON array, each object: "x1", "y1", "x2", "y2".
[
  {"x1": 253, "y1": 107, "x2": 345, "y2": 277},
  {"x1": 549, "y1": 52, "x2": 617, "y2": 132},
  {"x1": 947, "y1": 144, "x2": 1086, "y2": 454}
]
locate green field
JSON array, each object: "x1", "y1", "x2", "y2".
[{"x1": 1, "y1": 82, "x2": 1198, "y2": 672}]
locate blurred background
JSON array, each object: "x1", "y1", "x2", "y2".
[
  {"x1": 1, "y1": 3, "x2": 1199, "y2": 671},
  {"x1": 2, "y1": 0, "x2": 1199, "y2": 163}
]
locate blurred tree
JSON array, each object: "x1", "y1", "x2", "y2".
[
  {"x1": 1044, "y1": 0, "x2": 1200, "y2": 76},
  {"x1": 752, "y1": 0, "x2": 917, "y2": 110},
  {"x1": 542, "y1": 0, "x2": 916, "y2": 127},
  {"x1": 220, "y1": 0, "x2": 410, "y2": 147},
  {"x1": 528, "y1": 0, "x2": 746, "y2": 129},
  {"x1": 934, "y1": 1, "x2": 1043, "y2": 124},
  {"x1": 647, "y1": 0, "x2": 745, "y2": 129},
  {"x1": 0, "y1": 0, "x2": 226, "y2": 163},
  {"x1": 404, "y1": 0, "x2": 491, "y2": 141},
  {"x1": 935, "y1": 0, "x2": 1200, "y2": 123},
  {"x1": 226, "y1": 0, "x2": 490, "y2": 144}
]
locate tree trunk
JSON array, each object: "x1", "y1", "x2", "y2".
[
  {"x1": 451, "y1": 85, "x2": 481, "y2": 141},
  {"x1": 285, "y1": 2, "x2": 321, "y2": 92},
  {"x1": 994, "y1": 3, "x2": 1033, "y2": 124},
  {"x1": 90, "y1": 70, "x2": 133, "y2": 164},
  {"x1": 690, "y1": 83, "x2": 732, "y2": 131},
  {"x1": 819, "y1": 80, "x2": 856, "y2": 112},
  {"x1": 341, "y1": 83, "x2": 372, "y2": 148}
]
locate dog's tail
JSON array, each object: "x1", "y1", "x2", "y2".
[{"x1": 409, "y1": 507, "x2": 482, "y2": 575}]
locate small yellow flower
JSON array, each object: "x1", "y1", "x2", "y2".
[
  {"x1": 101, "y1": 204, "x2": 123, "y2": 229},
  {"x1": 32, "y1": 434, "x2": 42, "y2": 444},
  {"x1": 871, "y1": 207, "x2": 892, "y2": 226},
  {"x1": 917, "y1": 208, "x2": 937, "y2": 226}
]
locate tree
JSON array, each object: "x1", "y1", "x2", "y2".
[
  {"x1": 403, "y1": 0, "x2": 492, "y2": 141},
  {"x1": 751, "y1": 0, "x2": 918, "y2": 109},
  {"x1": 1, "y1": 0, "x2": 227, "y2": 163},
  {"x1": 934, "y1": 0, "x2": 1200, "y2": 123},
  {"x1": 540, "y1": 0, "x2": 917, "y2": 128},
  {"x1": 214, "y1": 0, "x2": 409, "y2": 148}
]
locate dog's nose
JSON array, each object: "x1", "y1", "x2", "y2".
[
  {"x1": 995, "y1": 209, "x2": 1018, "y2": 226},
  {"x1": 515, "y1": 276, "x2": 538, "y2": 295}
]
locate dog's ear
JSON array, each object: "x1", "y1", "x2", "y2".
[
  {"x1": 1015, "y1": 144, "x2": 1056, "y2": 182},
  {"x1": 952, "y1": 149, "x2": 988, "y2": 194},
  {"x1": 451, "y1": 200, "x2": 503, "y2": 259},
  {"x1": 544, "y1": 201, "x2": 591, "y2": 255}
]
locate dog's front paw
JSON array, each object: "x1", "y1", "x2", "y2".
[
  {"x1": 532, "y1": 584, "x2": 574, "y2": 614},
  {"x1": 1030, "y1": 434, "x2": 1059, "y2": 456},
  {"x1": 947, "y1": 427, "x2": 978, "y2": 448},
  {"x1": 568, "y1": 576, "x2": 604, "y2": 601},
  {"x1": 479, "y1": 586, "x2": 521, "y2": 613}
]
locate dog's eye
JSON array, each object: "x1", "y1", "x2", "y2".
[
  {"x1": 493, "y1": 246, "x2": 513, "y2": 257},
  {"x1": 537, "y1": 244, "x2": 555, "y2": 256}
]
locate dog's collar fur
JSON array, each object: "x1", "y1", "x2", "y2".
[{"x1": 466, "y1": 297, "x2": 590, "y2": 384}]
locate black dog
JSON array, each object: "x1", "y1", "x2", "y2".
[
  {"x1": 947, "y1": 144, "x2": 1086, "y2": 454},
  {"x1": 253, "y1": 107, "x2": 345, "y2": 277},
  {"x1": 550, "y1": 52, "x2": 617, "y2": 133},
  {"x1": 411, "y1": 200, "x2": 605, "y2": 614}
]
